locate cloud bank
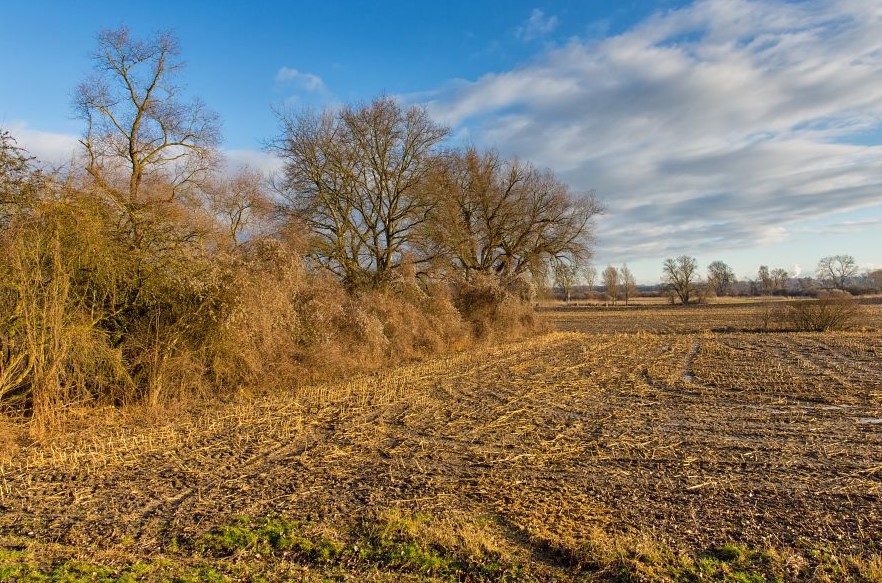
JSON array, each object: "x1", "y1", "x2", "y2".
[
  {"x1": 428, "y1": 0, "x2": 882, "y2": 264},
  {"x1": 6, "y1": 123, "x2": 81, "y2": 168}
]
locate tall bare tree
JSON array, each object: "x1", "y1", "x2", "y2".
[
  {"x1": 583, "y1": 265, "x2": 597, "y2": 294},
  {"x1": 620, "y1": 264, "x2": 637, "y2": 305},
  {"x1": 771, "y1": 268, "x2": 788, "y2": 292},
  {"x1": 74, "y1": 27, "x2": 220, "y2": 248},
  {"x1": 816, "y1": 255, "x2": 858, "y2": 290},
  {"x1": 422, "y1": 147, "x2": 602, "y2": 284},
  {"x1": 662, "y1": 255, "x2": 699, "y2": 304},
  {"x1": 275, "y1": 96, "x2": 447, "y2": 287},
  {"x1": 603, "y1": 265, "x2": 619, "y2": 305},
  {"x1": 757, "y1": 265, "x2": 772, "y2": 295},
  {"x1": 706, "y1": 260, "x2": 734, "y2": 296},
  {"x1": 553, "y1": 261, "x2": 579, "y2": 302}
]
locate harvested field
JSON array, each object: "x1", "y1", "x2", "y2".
[
  {"x1": 1, "y1": 304, "x2": 881, "y2": 581},
  {"x1": 546, "y1": 298, "x2": 882, "y2": 334}
]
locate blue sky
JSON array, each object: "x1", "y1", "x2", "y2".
[{"x1": 1, "y1": 0, "x2": 880, "y2": 284}]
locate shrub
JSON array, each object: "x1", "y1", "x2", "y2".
[
  {"x1": 452, "y1": 273, "x2": 540, "y2": 341},
  {"x1": 755, "y1": 302, "x2": 788, "y2": 331},
  {"x1": 786, "y1": 293, "x2": 863, "y2": 332}
]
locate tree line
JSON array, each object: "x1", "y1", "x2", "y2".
[
  {"x1": 661, "y1": 254, "x2": 876, "y2": 304},
  {"x1": 0, "y1": 28, "x2": 600, "y2": 424},
  {"x1": 550, "y1": 254, "x2": 879, "y2": 304}
]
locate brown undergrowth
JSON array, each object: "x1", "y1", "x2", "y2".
[{"x1": 1, "y1": 188, "x2": 542, "y2": 432}]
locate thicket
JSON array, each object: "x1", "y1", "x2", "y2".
[
  {"x1": 0, "y1": 156, "x2": 532, "y2": 427},
  {"x1": 0, "y1": 29, "x2": 598, "y2": 427}
]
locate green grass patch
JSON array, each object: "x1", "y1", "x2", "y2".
[
  {"x1": 194, "y1": 512, "x2": 523, "y2": 580},
  {"x1": 0, "y1": 549, "x2": 229, "y2": 583},
  {"x1": 195, "y1": 516, "x2": 343, "y2": 564},
  {"x1": 3, "y1": 523, "x2": 879, "y2": 582}
]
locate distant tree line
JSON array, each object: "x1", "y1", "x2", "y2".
[
  {"x1": 656, "y1": 254, "x2": 876, "y2": 304},
  {"x1": 549, "y1": 253, "x2": 879, "y2": 305}
]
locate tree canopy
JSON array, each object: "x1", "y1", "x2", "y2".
[{"x1": 663, "y1": 255, "x2": 699, "y2": 304}]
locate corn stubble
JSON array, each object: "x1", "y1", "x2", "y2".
[{"x1": 1, "y1": 305, "x2": 881, "y2": 580}]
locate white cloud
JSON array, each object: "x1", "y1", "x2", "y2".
[
  {"x1": 223, "y1": 149, "x2": 284, "y2": 176},
  {"x1": 516, "y1": 9, "x2": 559, "y2": 41},
  {"x1": 275, "y1": 67, "x2": 326, "y2": 92},
  {"x1": 5, "y1": 123, "x2": 285, "y2": 180},
  {"x1": 6, "y1": 123, "x2": 80, "y2": 167},
  {"x1": 426, "y1": 0, "x2": 882, "y2": 265}
]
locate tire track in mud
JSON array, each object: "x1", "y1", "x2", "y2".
[
  {"x1": 795, "y1": 335, "x2": 882, "y2": 389},
  {"x1": 116, "y1": 333, "x2": 601, "y2": 547}
]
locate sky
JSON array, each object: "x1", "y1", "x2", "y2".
[{"x1": 1, "y1": 0, "x2": 880, "y2": 284}]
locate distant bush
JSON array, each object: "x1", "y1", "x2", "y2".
[
  {"x1": 785, "y1": 293, "x2": 863, "y2": 332},
  {"x1": 755, "y1": 303, "x2": 789, "y2": 331}
]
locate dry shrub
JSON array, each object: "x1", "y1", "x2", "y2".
[
  {"x1": 201, "y1": 241, "x2": 470, "y2": 388},
  {"x1": 756, "y1": 302, "x2": 788, "y2": 331},
  {"x1": 0, "y1": 184, "x2": 235, "y2": 422},
  {"x1": 204, "y1": 239, "x2": 315, "y2": 387},
  {"x1": 0, "y1": 194, "x2": 133, "y2": 426},
  {"x1": 1, "y1": 175, "x2": 543, "y2": 425},
  {"x1": 786, "y1": 292, "x2": 863, "y2": 332},
  {"x1": 209, "y1": 241, "x2": 381, "y2": 385},
  {"x1": 353, "y1": 271, "x2": 469, "y2": 363},
  {"x1": 452, "y1": 273, "x2": 540, "y2": 341}
]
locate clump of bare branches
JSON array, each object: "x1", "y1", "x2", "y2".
[{"x1": 785, "y1": 292, "x2": 863, "y2": 332}]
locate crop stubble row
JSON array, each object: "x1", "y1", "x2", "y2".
[{"x1": 0, "y1": 311, "x2": 880, "y2": 569}]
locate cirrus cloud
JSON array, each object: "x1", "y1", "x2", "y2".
[
  {"x1": 426, "y1": 0, "x2": 882, "y2": 266},
  {"x1": 516, "y1": 8, "x2": 559, "y2": 42}
]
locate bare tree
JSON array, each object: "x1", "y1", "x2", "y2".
[
  {"x1": 662, "y1": 255, "x2": 699, "y2": 304},
  {"x1": 603, "y1": 265, "x2": 619, "y2": 305},
  {"x1": 816, "y1": 255, "x2": 858, "y2": 290},
  {"x1": 583, "y1": 265, "x2": 597, "y2": 295},
  {"x1": 0, "y1": 130, "x2": 41, "y2": 227},
  {"x1": 204, "y1": 167, "x2": 273, "y2": 248},
  {"x1": 275, "y1": 96, "x2": 448, "y2": 287},
  {"x1": 422, "y1": 147, "x2": 602, "y2": 284},
  {"x1": 706, "y1": 260, "x2": 735, "y2": 296},
  {"x1": 757, "y1": 265, "x2": 772, "y2": 295},
  {"x1": 74, "y1": 27, "x2": 221, "y2": 247},
  {"x1": 867, "y1": 269, "x2": 882, "y2": 290},
  {"x1": 771, "y1": 268, "x2": 788, "y2": 292},
  {"x1": 553, "y1": 261, "x2": 579, "y2": 302},
  {"x1": 620, "y1": 264, "x2": 637, "y2": 305}
]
